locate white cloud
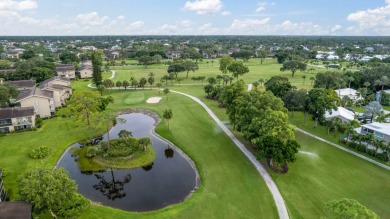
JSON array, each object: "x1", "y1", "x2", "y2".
[
  {"x1": 255, "y1": 7, "x2": 265, "y2": 13},
  {"x1": 184, "y1": 0, "x2": 223, "y2": 15},
  {"x1": 128, "y1": 20, "x2": 144, "y2": 29},
  {"x1": 117, "y1": 15, "x2": 125, "y2": 20},
  {"x1": 181, "y1": 19, "x2": 194, "y2": 27},
  {"x1": 75, "y1": 12, "x2": 108, "y2": 26},
  {"x1": 331, "y1": 24, "x2": 342, "y2": 32},
  {"x1": 0, "y1": 0, "x2": 37, "y2": 11},
  {"x1": 230, "y1": 18, "x2": 270, "y2": 29},
  {"x1": 274, "y1": 20, "x2": 328, "y2": 35},
  {"x1": 346, "y1": 1, "x2": 390, "y2": 34},
  {"x1": 198, "y1": 23, "x2": 220, "y2": 34},
  {"x1": 159, "y1": 24, "x2": 178, "y2": 34},
  {"x1": 0, "y1": 10, "x2": 19, "y2": 17},
  {"x1": 221, "y1": 10, "x2": 231, "y2": 16},
  {"x1": 19, "y1": 16, "x2": 39, "y2": 24}
]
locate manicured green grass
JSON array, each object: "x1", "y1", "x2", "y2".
[
  {"x1": 157, "y1": 86, "x2": 390, "y2": 218},
  {"x1": 107, "y1": 58, "x2": 324, "y2": 89},
  {"x1": 0, "y1": 117, "x2": 105, "y2": 197},
  {"x1": 273, "y1": 132, "x2": 390, "y2": 218},
  {"x1": 77, "y1": 89, "x2": 278, "y2": 218},
  {"x1": 0, "y1": 87, "x2": 278, "y2": 218}
]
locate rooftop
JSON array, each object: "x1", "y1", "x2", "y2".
[
  {"x1": 0, "y1": 201, "x2": 32, "y2": 219},
  {"x1": 0, "y1": 107, "x2": 35, "y2": 119},
  {"x1": 362, "y1": 122, "x2": 390, "y2": 136},
  {"x1": 8, "y1": 80, "x2": 35, "y2": 89},
  {"x1": 324, "y1": 107, "x2": 355, "y2": 121}
]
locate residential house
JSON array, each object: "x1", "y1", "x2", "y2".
[
  {"x1": 0, "y1": 201, "x2": 32, "y2": 219},
  {"x1": 324, "y1": 107, "x2": 355, "y2": 123},
  {"x1": 354, "y1": 122, "x2": 390, "y2": 143},
  {"x1": 38, "y1": 77, "x2": 72, "y2": 107},
  {"x1": 8, "y1": 80, "x2": 35, "y2": 90},
  {"x1": 0, "y1": 107, "x2": 35, "y2": 133},
  {"x1": 166, "y1": 50, "x2": 182, "y2": 59},
  {"x1": 334, "y1": 88, "x2": 363, "y2": 103},
  {"x1": 55, "y1": 63, "x2": 76, "y2": 79},
  {"x1": 81, "y1": 46, "x2": 97, "y2": 51},
  {"x1": 15, "y1": 88, "x2": 55, "y2": 118},
  {"x1": 15, "y1": 76, "x2": 71, "y2": 118},
  {"x1": 78, "y1": 60, "x2": 93, "y2": 78}
]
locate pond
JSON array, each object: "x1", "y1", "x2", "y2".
[{"x1": 57, "y1": 113, "x2": 198, "y2": 212}]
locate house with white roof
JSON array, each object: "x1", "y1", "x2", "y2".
[
  {"x1": 354, "y1": 122, "x2": 390, "y2": 143},
  {"x1": 324, "y1": 107, "x2": 355, "y2": 123},
  {"x1": 334, "y1": 88, "x2": 363, "y2": 103}
]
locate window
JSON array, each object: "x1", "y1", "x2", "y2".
[{"x1": 375, "y1": 132, "x2": 384, "y2": 138}]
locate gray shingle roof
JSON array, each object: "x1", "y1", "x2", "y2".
[
  {"x1": 0, "y1": 107, "x2": 34, "y2": 119},
  {"x1": 8, "y1": 80, "x2": 35, "y2": 88},
  {"x1": 0, "y1": 201, "x2": 32, "y2": 219}
]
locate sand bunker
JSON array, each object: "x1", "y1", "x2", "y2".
[{"x1": 146, "y1": 97, "x2": 162, "y2": 103}]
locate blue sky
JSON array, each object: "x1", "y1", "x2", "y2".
[{"x1": 1, "y1": 0, "x2": 390, "y2": 35}]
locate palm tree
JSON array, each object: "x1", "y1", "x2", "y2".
[
  {"x1": 302, "y1": 75, "x2": 307, "y2": 84},
  {"x1": 163, "y1": 109, "x2": 173, "y2": 130},
  {"x1": 258, "y1": 78, "x2": 264, "y2": 87},
  {"x1": 372, "y1": 138, "x2": 385, "y2": 156},
  {"x1": 364, "y1": 82, "x2": 371, "y2": 90},
  {"x1": 364, "y1": 101, "x2": 383, "y2": 123},
  {"x1": 310, "y1": 76, "x2": 315, "y2": 86},
  {"x1": 348, "y1": 76, "x2": 354, "y2": 89}
]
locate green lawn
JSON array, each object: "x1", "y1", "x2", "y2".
[
  {"x1": 0, "y1": 117, "x2": 104, "y2": 197},
  {"x1": 155, "y1": 86, "x2": 390, "y2": 218},
  {"x1": 274, "y1": 132, "x2": 390, "y2": 218},
  {"x1": 0, "y1": 88, "x2": 278, "y2": 219},
  {"x1": 106, "y1": 58, "x2": 325, "y2": 89}
]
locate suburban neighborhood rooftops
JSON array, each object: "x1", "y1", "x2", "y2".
[
  {"x1": 0, "y1": 107, "x2": 34, "y2": 119},
  {"x1": 8, "y1": 80, "x2": 35, "y2": 88},
  {"x1": 324, "y1": 107, "x2": 355, "y2": 121},
  {"x1": 361, "y1": 122, "x2": 390, "y2": 136},
  {"x1": 0, "y1": 201, "x2": 32, "y2": 219},
  {"x1": 15, "y1": 87, "x2": 53, "y2": 102}
]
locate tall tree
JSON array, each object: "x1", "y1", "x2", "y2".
[
  {"x1": 307, "y1": 88, "x2": 340, "y2": 127},
  {"x1": 364, "y1": 101, "x2": 383, "y2": 123},
  {"x1": 65, "y1": 90, "x2": 101, "y2": 127},
  {"x1": 181, "y1": 60, "x2": 199, "y2": 78},
  {"x1": 122, "y1": 80, "x2": 129, "y2": 90},
  {"x1": 18, "y1": 167, "x2": 89, "y2": 217},
  {"x1": 227, "y1": 61, "x2": 249, "y2": 81},
  {"x1": 219, "y1": 56, "x2": 234, "y2": 74},
  {"x1": 264, "y1": 76, "x2": 293, "y2": 98},
  {"x1": 116, "y1": 80, "x2": 122, "y2": 89},
  {"x1": 258, "y1": 50, "x2": 269, "y2": 64},
  {"x1": 167, "y1": 64, "x2": 186, "y2": 79},
  {"x1": 325, "y1": 198, "x2": 378, "y2": 219},
  {"x1": 139, "y1": 77, "x2": 147, "y2": 89},
  {"x1": 280, "y1": 60, "x2": 307, "y2": 77},
  {"x1": 92, "y1": 50, "x2": 103, "y2": 86},
  {"x1": 163, "y1": 109, "x2": 173, "y2": 130},
  {"x1": 138, "y1": 55, "x2": 153, "y2": 68},
  {"x1": 103, "y1": 79, "x2": 114, "y2": 94}
]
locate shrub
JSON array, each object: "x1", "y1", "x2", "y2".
[
  {"x1": 29, "y1": 146, "x2": 49, "y2": 159},
  {"x1": 85, "y1": 147, "x2": 99, "y2": 158},
  {"x1": 35, "y1": 117, "x2": 43, "y2": 128}
]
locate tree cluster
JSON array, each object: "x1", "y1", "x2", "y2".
[{"x1": 218, "y1": 81, "x2": 300, "y2": 172}]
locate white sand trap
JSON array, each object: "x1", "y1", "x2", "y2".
[
  {"x1": 146, "y1": 97, "x2": 162, "y2": 104},
  {"x1": 299, "y1": 151, "x2": 318, "y2": 157}
]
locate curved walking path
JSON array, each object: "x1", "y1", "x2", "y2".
[
  {"x1": 296, "y1": 128, "x2": 390, "y2": 171},
  {"x1": 170, "y1": 90, "x2": 290, "y2": 219}
]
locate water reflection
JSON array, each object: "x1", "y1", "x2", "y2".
[
  {"x1": 164, "y1": 146, "x2": 174, "y2": 158},
  {"x1": 57, "y1": 113, "x2": 197, "y2": 212},
  {"x1": 93, "y1": 168, "x2": 132, "y2": 200}
]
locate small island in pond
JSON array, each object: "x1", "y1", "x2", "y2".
[{"x1": 74, "y1": 133, "x2": 156, "y2": 171}]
